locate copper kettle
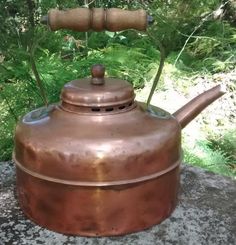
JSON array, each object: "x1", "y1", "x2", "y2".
[{"x1": 14, "y1": 8, "x2": 225, "y2": 236}]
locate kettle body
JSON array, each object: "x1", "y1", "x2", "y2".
[
  {"x1": 14, "y1": 100, "x2": 181, "y2": 236},
  {"x1": 14, "y1": 65, "x2": 224, "y2": 236}
]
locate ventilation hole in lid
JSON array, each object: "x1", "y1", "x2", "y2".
[
  {"x1": 105, "y1": 107, "x2": 114, "y2": 112},
  {"x1": 91, "y1": 108, "x2": 101, "y2": 112},
  {"x1": 119, "y1": 105, "x2": 126, "y2": 110},
  {"x1": 128, "y1": 102, "x2": 133, "y2": 107}
]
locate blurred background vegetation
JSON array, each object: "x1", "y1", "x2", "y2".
[{"x1": 0, "y1": 0, "x2": 235, "y2": 177}]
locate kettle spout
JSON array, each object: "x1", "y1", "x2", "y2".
[{"x1": 173, "y1": 85, "x2": 226, "y2": 129}]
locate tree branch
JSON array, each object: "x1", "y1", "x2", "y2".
[
  {"x1": 174, "y1": 1, "x2": 230, "y2": 66},
  {"x1": 0, "y1": 90, "x2": 18, "y2": 122}
]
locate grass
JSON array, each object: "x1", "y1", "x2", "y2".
[{"x1": 183, "y1": 136, "x2": 236, "y2": 178}]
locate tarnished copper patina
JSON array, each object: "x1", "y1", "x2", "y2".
[{"x1": 14, "y1": 7, "x2": 226, "y2": 236}]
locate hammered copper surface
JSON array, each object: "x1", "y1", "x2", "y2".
[
  {"x1": 16, "y1": 164, "x2": 179, "y2": 236},
  {"x1": 14, "y1": 103, "x2": 181, "y2": 183},
  {"x1": 14, "y1": 62, "x2": 225, "y2": 236}
]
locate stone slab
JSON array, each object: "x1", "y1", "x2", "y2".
[{"x1": 0, "y1": 162, "x2": 236, "y2": 245}]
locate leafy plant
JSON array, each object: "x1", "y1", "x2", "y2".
[
  {"x1": 183, "y1": 139, "x2": 235, "y2": 178},
  {"x1": 207, "y1": 130, "x2": 236, "y2": 167}
]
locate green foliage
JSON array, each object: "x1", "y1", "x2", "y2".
[
  {"x1": 207, "y1": 130, "x2": 236, "y2": 166},
  {"x1": 144, "y1": 0, "x2": 223, "y2": 54},
  {"x1": 185, "y1": 21, "x2": 236, "y2": 72},
  {"x1": 184, "y1": 139, "x2": 235, "y2": 178}
]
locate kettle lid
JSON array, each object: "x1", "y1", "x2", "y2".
[{"x1": 60, "y1": 64, "x2": 136, "y2": 114}]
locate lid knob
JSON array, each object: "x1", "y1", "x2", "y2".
[{"x1": 91, "y1": 64, "x2": 105, "y2": 85}]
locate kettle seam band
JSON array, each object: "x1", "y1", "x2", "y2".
[{"x1": 13, "y1": 153, "x2": 181, "y2": 187}]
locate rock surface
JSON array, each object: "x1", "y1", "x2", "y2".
[{"x1": 0, "y1": 161, "x2": 236, "y2": 245}]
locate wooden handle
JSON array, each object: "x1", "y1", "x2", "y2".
[{"x1": 45, "y1": 8, "x2": 148, "y2": 32}]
